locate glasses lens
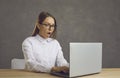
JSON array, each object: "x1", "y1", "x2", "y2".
[{"x1": 42, "y1": 23, "x2": 55, "y2": 28}]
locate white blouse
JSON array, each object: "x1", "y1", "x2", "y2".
[{"x1": 22, "y1": 34, "x2": 68, "y2": 72}]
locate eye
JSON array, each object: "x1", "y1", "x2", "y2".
[
  {"x1": 51, "y1": 25, "x2": 55, "y2": 27},
  {"x1": 44, "y1": 24, "x2": 49, "y2": 27},
  {"x1": 42, "y1": 24, "x2": 49, "y2": 27}
]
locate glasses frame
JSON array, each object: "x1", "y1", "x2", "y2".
[{"x1": 40, "y1": 23, "x2": 55, "y2": 28}]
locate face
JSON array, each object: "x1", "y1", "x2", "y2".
[{"x1": 37, "y1": 17, "x2": 55, "y2": 39}]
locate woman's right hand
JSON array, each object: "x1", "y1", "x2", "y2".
[{"x1": 51, "y1": 66, "x2": 69, "y2": 73}]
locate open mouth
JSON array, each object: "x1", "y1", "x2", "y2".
[{"x1": 47, "y1": 32, "x2": 51, "y2": 35}]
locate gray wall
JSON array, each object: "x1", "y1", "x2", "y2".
[{"x1": 0, "y1": 0, "x2": 120, "y2": 68}]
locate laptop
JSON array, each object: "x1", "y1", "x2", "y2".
[{"x1": 51, "y1": 43, "x2": 102, "y2": 78}]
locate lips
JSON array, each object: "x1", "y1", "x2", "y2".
[{"x1": 47, "y1": 32, "x2": 51, "y2": 35}]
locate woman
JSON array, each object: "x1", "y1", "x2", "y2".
[{"x1": 22, "y1": 11, "x2": 69, "y2": 73}]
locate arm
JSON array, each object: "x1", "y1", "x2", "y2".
[
  {"x1": 56, "y1": 50, "x2": 69, "y2": 67},
  {"x1": 22, "y1": 38, "x2": 51, "y2": 72},
  {"x1": 56, "y1": 41, "x2": 69, "y2": 67},
  {"x1": 51, "y1": 40, "x2": 69, "y2": 73}
]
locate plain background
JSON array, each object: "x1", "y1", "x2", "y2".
[{"x1": 0, "y1": 0, "x2": 120, "y2": 68}]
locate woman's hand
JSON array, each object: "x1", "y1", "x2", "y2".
[{"x1": 51, "y1": 66, "x2": 69, "y2": 73}]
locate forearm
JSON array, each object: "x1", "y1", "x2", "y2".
[{"x1": 25, "y1": 59, "x2": 51, "y2": 72}]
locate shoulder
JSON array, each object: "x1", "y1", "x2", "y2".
[
  {"x1": 50, "y1": 39, "x2": 61, "y2": 49},
  {"x1": 22, "y1": 36, "x2": 36, "y2": 45},
  {"x1": 54, "y1": 39, "x2": 60, "y2": 45},
  {"x1": 47, "y1": 38, "x2": 61, "y2": 46},
  {"x1": 49, "y1": 38, "x2": 60, "y2": 44}
]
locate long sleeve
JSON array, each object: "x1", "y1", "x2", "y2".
[
  {"x1": 22, "y1": 38, "x2": 51, "y2": 72},
  {"x1": 55, "y1": 41, "x2": 69, "y2": 67}
]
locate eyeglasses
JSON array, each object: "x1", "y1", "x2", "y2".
[{"x1": 41, "y1": 23, "x2": 55, "y2": 28}]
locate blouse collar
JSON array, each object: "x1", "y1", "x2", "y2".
[{"x1": 35, "y1": 34, "x2": 53, "y2": 43}]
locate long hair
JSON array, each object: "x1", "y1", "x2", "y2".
[{"x1": 32, "y1": 12, "x2": 57, "y2": 38}]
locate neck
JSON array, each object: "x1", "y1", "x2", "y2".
[{"x1": 38, "y1": 33, "x2": 48, "y2": 39}]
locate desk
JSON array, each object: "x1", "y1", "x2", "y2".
[
  {"x1": 81, "y1": 68, "x2": 120, "y2": 78},
  {"x1": 0, "y1": 68, "x2": 120, "y2": 78},
  {"x1": 0, "y1": 69, "x2": 58, "y2": 78}
]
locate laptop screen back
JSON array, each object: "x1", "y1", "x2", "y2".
[{"x1": 70, "y1": 43, "x2": 102, "y2": 77}]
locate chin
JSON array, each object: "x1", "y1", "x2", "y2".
[{"x1": 45, "y1": 36, "x2": 49, "y2": 39}]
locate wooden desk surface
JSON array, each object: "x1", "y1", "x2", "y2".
[
  {"x1": 81, "y1": 68, "x2": 120, "y2": 78},
  {"x1": 0, "y1": 68, "x2": 120, "y2": 78}
]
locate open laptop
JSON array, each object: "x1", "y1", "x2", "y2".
[{"x1": 51, "y1": 43, "x2": 102, "y2": 78}]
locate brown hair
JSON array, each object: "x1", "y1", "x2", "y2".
[{"x1": 32, "y1": 12, "x2": 57, "y2": 38}]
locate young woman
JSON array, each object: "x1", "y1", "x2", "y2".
[{"x1": 22, "y1": 11, "x2": 69, "y2": 73}]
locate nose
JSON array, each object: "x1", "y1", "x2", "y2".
[{"x1": 48, "y1": 26, "x2": 52, "y2": 31}]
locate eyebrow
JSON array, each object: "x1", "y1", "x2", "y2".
[{"x1": 43, "y1": 23, "x2": 55, "y2": 25}]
